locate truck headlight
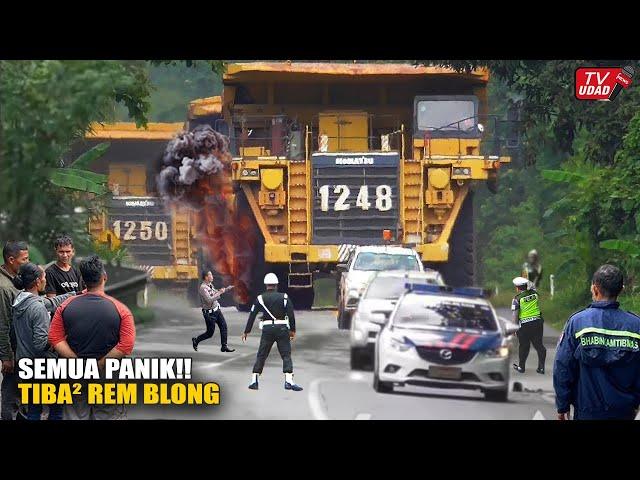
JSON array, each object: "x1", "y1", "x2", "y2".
[
  {"x1": 390, "y1": 336, "x2": 412, "y2": 352},
  {"x1": 453, "y1": 167, "x2": 471, "y2": 176},
  {"x1": 484, "y1": 347, "x2": 509, "y2": 358}
]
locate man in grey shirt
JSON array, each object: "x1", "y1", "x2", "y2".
[{"x1": 192, "y1": 271, "x2": 235, "y2": 352}]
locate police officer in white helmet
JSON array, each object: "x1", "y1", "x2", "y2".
[{"x1": 242, "y1": 273, "x2": 302, "y2": 391}]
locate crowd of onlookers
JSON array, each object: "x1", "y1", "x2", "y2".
[{"x1": 0, "y1": 236, "x2": 136, "y2": 421}]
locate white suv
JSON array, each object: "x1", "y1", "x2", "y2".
[{"x1": 336, "y1": 245, "x2": 423, "y2": 329}]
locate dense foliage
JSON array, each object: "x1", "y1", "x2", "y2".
[
  {"x1": 436, "y1": 60, "x2": 640, "y2": 323},
  {"x1": 0, "y1": 60, "x2": 153, "y2": 261}
]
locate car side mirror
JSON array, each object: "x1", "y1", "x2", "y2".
[
  {"x1": 370, "y1": 313, "x2": 388, "y2": 325},
  {"x1": 336, "y1": 263, "x2": 348, "y2": 272}
]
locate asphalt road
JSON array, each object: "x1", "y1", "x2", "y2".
[{"x1": 127, "y1": 294, "x2": 559, "y2": 420}]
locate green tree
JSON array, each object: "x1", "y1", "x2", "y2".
[
  {"x1": 0, "y1": 60, "x2": 152, "y2": 256},
  {"x1": 116, "y1": 60, "x2": 225, "y2": 122}
]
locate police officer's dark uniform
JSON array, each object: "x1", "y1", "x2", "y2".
[
  {"x1": 243, "y1": 273, "x2": 302, "y2": 391},
  {"x1": 511, "y1": 277, "x2": 546, "y2": 374},
  {"x1": 554, "y1": 266, "x2": 640, "y2": 420}
]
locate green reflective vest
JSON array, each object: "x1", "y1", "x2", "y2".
[{"x1": 516, "y1": 289, "x2": 541, "y2": 321}]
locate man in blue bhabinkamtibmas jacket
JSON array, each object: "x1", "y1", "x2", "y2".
[{"x1": 554, "y1": 264, "x2": 640, "y2": 420}]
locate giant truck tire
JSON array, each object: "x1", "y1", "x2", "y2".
[
  {"x1": 288, "y1": 287, "x2": 315, "y2": 310},
  {"x1": 440, "y1": 192, "x2": 476, "y2": 287}
]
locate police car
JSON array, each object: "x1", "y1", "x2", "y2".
[
  {"x1": 350, "y1": 270, "x2": 444, "y2": 370},
  {"x1": 337, "y1": 245, "x2": 424, "y2": 329},
  {"x1": 373, "y1": 283, "x2": 519, "y2": 401}
]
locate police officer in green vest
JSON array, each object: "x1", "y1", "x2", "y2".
[{"x1": 511, "y1": 276, "x2": 547, "y2": 374}]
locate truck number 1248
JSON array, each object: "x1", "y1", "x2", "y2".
[
  {"x1": 319, "y1": 184, "x2": 393, "y2": 212},
  {"x1": 112, "y1": 220, "x2": 168, "y2": 241}
]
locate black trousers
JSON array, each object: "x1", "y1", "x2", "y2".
[
  {"x1": 517, "y1": 319, "x2": 546, "y2": 369},
  {"x1": 1, "y1": 371, "x2": 18, "y2": 420},
  {"x1": 196, "y1": 309, "x2": 228, "y2": 347},
  {"x1": 252, "y1": 325, "x2": 293, "y2": 374}
]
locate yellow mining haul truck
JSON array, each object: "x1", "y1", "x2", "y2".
[
  {"x1": 188, "y1": 62, "x2": 512, "y2": 309},
  {"x1": 73, "y1": 122, "x2": 203, "y2": 303}
]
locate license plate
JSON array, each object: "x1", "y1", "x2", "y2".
[{"x1": 428, "y1": 366, "x2": 462, "y2": 380}]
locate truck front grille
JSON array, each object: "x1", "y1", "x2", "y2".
[{"x1": 311, "y1": 153, "x2": 400, "y2": 245}]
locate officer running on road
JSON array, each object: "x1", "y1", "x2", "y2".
[
  {"x1": 554, "y1": 264, "x2": 640, "y2": 420},
  {"x1": 511, "y1": 276, "x2": 547, "y2": 374},
  {"x1": 242, "y1": 273, "x2": 302, "y2": 391},
  {"x1": 192, "y1": 271, "x2": 235, "y2": 353}
]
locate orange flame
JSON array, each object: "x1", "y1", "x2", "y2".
[{"x1": 169, "y1": 151, "x2": 257, "y2": 304}]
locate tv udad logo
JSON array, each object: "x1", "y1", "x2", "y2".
[{"x1": 575, "y1": 67, "x2": 634, "y2": 101}]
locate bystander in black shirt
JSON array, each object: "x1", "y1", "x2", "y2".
[{"x1": 45, "y1": 263, "x2": 85, "y2": 296}]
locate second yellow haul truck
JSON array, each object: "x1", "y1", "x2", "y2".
[
  {"x1": 73, "y1": 122, "x2": 205, "y2": 304},
  {"x1": 188, "y1": 62, "x2": 511, "y2": 312}
]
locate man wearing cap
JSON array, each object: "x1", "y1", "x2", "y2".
[
  {"x1": 511, "y1": 276, "x2": 546, "y2": 374},
  {"x1": 242, "y1": 273, "x2": 302, "y2": 391}
]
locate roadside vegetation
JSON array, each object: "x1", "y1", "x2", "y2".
[{"x1": 447, "y1": 61, "x2": 640, "y2": 328}]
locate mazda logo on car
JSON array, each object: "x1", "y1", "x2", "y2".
[{"x1": 439, "y1": 349, "x2": 453, "y2": 360}]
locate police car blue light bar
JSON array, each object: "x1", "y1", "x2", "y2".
[{"x1": 404, "y1": 283, "x2": 486, "y2": 298}]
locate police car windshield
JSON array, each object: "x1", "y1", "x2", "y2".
[
  {"x1": 394, "y1": 296, "x2": 498, "y2": 332},
  {"x1": 353, "y1": 253, "x2": 420, "y2": 272}
]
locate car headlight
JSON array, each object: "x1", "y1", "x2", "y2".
[
  {"x1": 389, "y1": 336, "x2": 412, "y2": 352},
  {"x1": 484, "y1": 346, "x2": 509, "y2": 358}
]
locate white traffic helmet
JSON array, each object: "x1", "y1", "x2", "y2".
[
  {"x1": 264, "y1": 273, "x2": 279, "y2": 285},
  {"x1": 512, "y1": 276, "x2": 529, "y2": 288}
]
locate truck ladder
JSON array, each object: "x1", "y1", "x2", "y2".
[
  {"x1": 402, "y1": 159, "x2": 423, "y2": 242},
  {"x1": 287, "y1": 160, "x2": 309, "y2": 245}
]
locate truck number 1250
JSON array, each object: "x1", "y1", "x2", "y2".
[
  {"x1": 319, "y1": 184, "x2": 393, "y2": 212},
  {"x1": 112, "y1": 220, "x2": 168, "y2": 241}
]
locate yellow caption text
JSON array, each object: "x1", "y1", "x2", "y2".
[{"x1": 17, "y1": 382, "x2": 220, "y2": 405}]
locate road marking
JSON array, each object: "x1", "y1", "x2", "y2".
[
  {"x1": 355, "y1": 413, "x2": 371, "y2": 420},
  {"x1": 349, "y1": 372, "x2": 364, "y2": 381},
  {"x1": 197, "y1": 352, "x2": 255, "y2": 370},
  {"x1": 532, "y1": 410, "x2": 546, "y2": 420},
  {"x1": 308, "y1": 378, "x2": 330, "y2": 420}
]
